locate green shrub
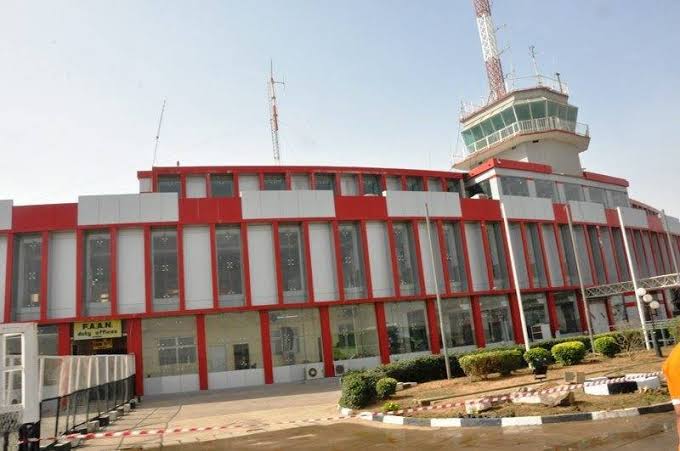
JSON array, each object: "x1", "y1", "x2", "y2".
[
  {"x1": 382, "y1": 401, "x2": 401, "y2": 413},
  {"x1": 523, "y1": 347, "x2": 553, "y2": 368},
  {"x1": 376, "y1": 377, "x2": 398, "y2": 400},
  {"x1": 338, "y1": 373, "x2": 377, "y2": 409},
  {"x1": 594, "y1": 336, "x2": 619, "y2": 358},
  {"x1": 668, "y1": 318, "x2": 680, "y2": 342},
  {"x1": 459, "y1": 349, "x2": 523, "y2": 379},
  {"x1": 551, "y1": 341, "x2": 587, "y2": 366}
]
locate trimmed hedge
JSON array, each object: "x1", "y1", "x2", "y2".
[
  {"x1": 523, "y1": 347, "x2": 553, "y2": 368},
  {"x1": 339, "y1": 372, "x2": 378, "y2": 409},
  {"x1": 551, "y1": 341, "x2": 587, "y2": 366},
  {"x1": 376, "y1": 377, "x2": 398, "y2": 400},
  {"x1": 459, "y1": 349, "x2": 524, "y2": 379},
  {"x1": 594, "y1": 336, "x2": 619, "y2": 357}
]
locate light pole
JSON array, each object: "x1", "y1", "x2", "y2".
[{"x1": 639, "y1": 288, "x2": 663, "y2": 357}]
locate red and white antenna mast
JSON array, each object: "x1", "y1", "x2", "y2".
[
  {"x1": 472, "y1": 0, "x2": 506, "y2": 101},
  {"x1": 268, "y1": 60, "x2": 285, "y2": 164}
]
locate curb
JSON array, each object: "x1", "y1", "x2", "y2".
[{"x1": 348, "y1": 401, "x2": 673, "y2": 428}]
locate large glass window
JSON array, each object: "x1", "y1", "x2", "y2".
[
  {"x1": 600, "y1": 229, "x2": 620, "y2": 283},
  {"x1": 610, "y1": 295, "x2": 629, "y2": 325},
  {"x1": 339, "y1": 223, "x2": 366, "y2": 300},
  {"x1": 263, "y1": 173, "x2": 286, "y2": 191},
  {"x1": 278, "y1": 225, "x2": 307, "y2": 303},
  {"x1": 587, "y1": 227, "x2": 607, "y2": 284},
  {"x1": 428, "y1": 178, "x2": 443, "y2": 192},
  {"x1": 405, "y1": 176, "x2": 424, "y2": 191},
  {"x1": 385, "y1": 301, "x2": 430, "y2": 355},
  {"x1": 535, "y1": 179, "x2": 558, "y2": 202},
  {"x1": 632, "y1": 231, "x2": 650, "y2": 278},
  {"x1": 385, "y1": 176, "x2": 401, "y2": 191},
  {"x1": 84, "y1": 231, "x2": 111, "y2": 316},
  {"x1": 329, "y1": 305, "x2": 379, "y2": 360},
  {"x1": 446, "y1": 179, "x2": 461, "y2": 194},
  {"x1": 157, "y1": 175, "x2": 181, "y2": 195},
  {"x1": 142, "y1": 317, "x2": 197, "y2": 378},
  {"x1": 443, "y1": 222, "x2": 468, "y2": 292},
  {"x1": 641, "y1": 233, "x2": 657, "y2": 276},
  {"x1": 392, "y1": 223, "x2": 420, "y2": 296},
  {"x1": 500, "y1": 176, "x2": 530, "y2": 197},
  {"x1": 205, "y1": 312, "x2": 262, "y2": 372},
  {"x1": 38, "y1": 325, "x2": 58, "y2": 356},
  {"x1": 612, "y1": 229, "x2": 631, "y2": 281},
  {"x1": 216, "y1": 226, "x2": 245, "y2": 307},
  {"x1": 563, "y1": 183, "x2": 585, "y2": 202},
  {"x1": 362, "y1": 174, "x2": 382, "y2": 195},
  {"x1": 525, "y1": 224, "x2": 548, "y2": 288},
  {"x1": 542, "y1": 224, "x2": 564, "y2": 287},
  {"x1": 12, "y1": 234, "x2": 42, "y2": 321},
  {"x1": 441, "y1": 298, "x2": 475, "y2": 348},
  {"x1": 466, "y1": 180, "x2": 492, "y2": 198},
  {"x1": 480, "y1": 296, "x2": 514, "y2": 345},
  {"x1": 291, "y1": 174, "x2": 310, "y2": 190},
  {"x1": 608, "y1": 190, "x2": 629, "y2": 208},
  {"x1": 559, "y1": 225, "x2": 579, "y2": 286},
  {"x1": 523, "y1": 294, "x2": 549, "y2": 341},
  {"x1": 269, "y1": 309, "x2": 322, "y2": 366},
  {"x1": 573, "y1": 226, "x2": 594, "y2": 285},
  {"x1": 508, "y1": 223, "x2": 529, "y2": 289},
  {"x1": 151, "y1": 229, "x2": 179, "y2": 311},
  {"x1": 314, "y1": 173, "x2": 336, "y2": 192},
  {"x1": 554, "y1": 292, "x2": 581, "y2": 334},
  {"x1": 210, "y1": 174, "x2": 234, "y2": 197},
  {"x1": 465, "y1": 223, "x2": 489, "y2": 291},
  {"x1": 486, "y1": 223, "x2": 509, "y2": 289},
  {"x1": 340, "y1": 175, "x2": 359, "y2": 196},
  {"x1": 657, "y1": 235, "x2": 672, "y2": 275},
  {"x1": 587, "y1": 187, "x2": 607, "y2": 206}
]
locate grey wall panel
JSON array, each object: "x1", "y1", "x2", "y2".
[
  {"x1": 385, "y1": 192, "x2": 461, "y2": 217},
  {"x1": 139, "y1": 178, "x2": 152, "y2": 193},
  {"x1": 183, "y1": 226, "x2": 213, "y2": 310},
  {"x1": 159, "y1": 193, "x2": 179, "y2": 222},
  {"x1": 77, "y1": 196, "x2": 99, "y2": 225},
  {"x1": 140, "y1": 193, "x2": 163, "y2": 222},
  {"x1": 118, "y1": 194, "x2": 142, "y2": 223},
  {"x1": 117, "y1": 228, "x2": 146, "y2": 314},
  {"x1": 186, "y1": 176, "x2": 207, "y2": 198},
  {"x1": 47, "y1": 232, "x2": 76, "y2": 319},
  {"x1": 665, "y1": 216, "x2": 680, "y2": 235},
  {"x1": 366, "y1": 222, "x2": 394, "y2": 297},
  {"x1": 238, "y1": 174, "x2": 259, "y2": 191},
  {"x1": 99, "y1": 196, "x2": 121, "y2": 225},
  {"x1": 501, "y1": 196, "x2": 554, "y2": 221},
  {"x1": 568, "y1": 201, "x2": 606, "y2": 225},
  {"x1": 241, "y1": 191, "x2": 335, "y2": 219},
  {"x1": 247, "y1": 225, "x2": 278, "y2": 305},
  {"x1": 0, "y1": 237, "x2": 6, "y2": 323},
  {"x1": 619, "y1": 206, "x2": 648, "y2": 229},
  {"x1": 78, "y1": 193, "x2": 178, "y2": 226},
  {"x1": 418, "y1": 222, "x2": 444, "y2": 295},
  {"x1": 309, "y1": 223, "x2": 338, "y2": 301},
  {"x1": 0, "y1": 200, "x2": 13, "y2": 230}
]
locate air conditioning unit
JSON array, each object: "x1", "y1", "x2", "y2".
[
  {"x1": 335, "y1": 364, "x2": 346, "y2": 376},
  {"x1": 305, "y1": 363, "x2": 324, "y2": 380}
]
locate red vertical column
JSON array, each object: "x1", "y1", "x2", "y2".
[
  {"x1": 318, "y1": 306, "x2": 335, "y2": 377},
  {"x1": 303, "y1": 222, "x2": 315, "y2": 302},
  {"x1": 209, "y1": 224, "x2": 219, "y2": 309},
  {"x1": 425, "y1": 299, "x2": 441, "y2": 354},
  {"x1": 144, "y1": 227, "x2": 153, "y2": 313},
  {"x1": 57, "y1": 323, "x2": 71, "y2": 356},
  {"x1": 4, "y1": 234, "x2": 13, "y2": 323},
  {"x1": 546, "y1": 292, "x2": 559, "y2": 336},
  {"x1": 471, "y1": 296, "x2": 486, "y2": 348},
  {"x1": 75, "y1": 229, "x2": 84, "y2": 318},
  {"x1": 196, "y1": 314, "x2": 208, "y2": 390},
  {"x1": 259, "y1": 310, "x2": 274, "y2": 384},
  {"x1": 40, "y1": 231, "x2": 49, "y2": 321},
  {"x1": 508, "y1": 293, "x2": 524, "y2": 344},
  {"x1": 177, "y1": 225, "x2": 186, "y2": 311},
  {"x1": 126, "y1": 318, "x2": 144, "y2": 396},
  {"x1": 374, "y1": 303, "x2": 391, "y2": 364},
  {"x1": 110, "y1": 227, "x2": 118, "y2": 316},
  {"x1": 332, "y1": 221, "x2": 346, "y2": 301}
]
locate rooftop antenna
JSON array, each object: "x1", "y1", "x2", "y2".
[
  {"x1": 529, "y1": 45, "x2": 543, "y2": 86},
  {"x1": 472, "y1": 0, "x2": 506, "y2": 101},
  {"x1": 152, "y1": 98, "x2": 166, "y2": 167},
  {"x1": 268, "y1": 60, "x2": 285, "y2": 164}
]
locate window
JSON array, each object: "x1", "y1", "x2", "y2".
[
  {"x1": 12, "y1": 234, "x2": 42, "y2": 321},
  {"x1": 151, "y1": 229, "x2": 179, "y2": 311},
  {"x1": 339, "y1": 223, "x2": 366, "y2": 299},
  {"x1": 535, "y1": 179, "x2": 558, "y2": 202},
  {"x1": 466, "y1": 180, "x2": 491, "y2": 198},
  {"x1": 385, "y1": 301, "x2": 430, "y2": 355},
  {"x1": 428, "y1": 178, "x2": 442, "y2": 192},
  {"x1": 291, "y1": 174, "x2": 310, "y2": 190},
  {"x1": 442, "y1": 223, "x2": 468, "y2": 292},
  {"x1": 38, "y1": 325, "x2": 58, "y2": 356},
  {"x1": 587, "y1": 187, "x2": 607, "y2": 206},
  {"x1": 441, "y1": 298, "x2": 475, "y2": 348},
  {"x1": 263, "y1": 173, "x2": 286, "y2": 191},
  {"x1": 385, "y1": 176, "x2": 401, "y2": 191},
  {"x1": 632, "y1": 231, "x2": 650, "y2": 278},
  {"x1": 84, "y1": 231, "x2": 111, "y2": 316},
  {"x1": 480, "y1": 296, "x2": 514, "y2": 344},
  {"x1": 362, "y1": 174, "x2": 382, "y2": 195},
  {"x1": 525, "y1": 224, "x2": 548, "y2": 288},
  {"x1": 559, "y1": 225, "x2": 579, "y2": 286},
  {"x1": 216, "y1": 226, "x2": 245, "y2": 307},
  {"x1": 205, "y1": 312, "x2": 262, "y2": 372},
  {"x1": 612, "y1": 229, "x2": 631, "y2": 281},
  {"x1": 210, "y1": 174, "x2": 234, "y2": 197},
  {"x1": 509, "y1": 223, "x2": 529, "y2": 289},
  {"x1": 465, "y1": 223, "x2": 489, "y2": 291},
  {"x1": 610, "y1": 295, "x2": 629, "y2": 325},
  {"x1": 600, "y1": 229, "x2": 620, "y2": 283},
  {"x1": 641, "y1": 233, "x2": 657, "y2": 276},
  {"x1": 329, "y1": 305, "x2": 379, "y2": 360},
  {"x1": 554, "y1": 292, "x2": 581, "y2": 334},
  {"x1": 339, "y1": 174, "x2": 359, "y2": 196},
  {"x1": 238, "y1": 174, "x2": 259, "y2": 191},
  {"x1": 269, "y1": 309, "x2": 322, "y2": 366},
  {"x1": 573, "y1": 226, "x2": 594, "y2": 285},
  {"x1": 157, "y1": 175, "x2": 181, "y2": 195},
  {"x1": 657, "y1": 235, "x2": 671, "y2": 275},
  {"x1": 486, "y1": 223, "x2": 509, "y2": 289},
  {"x1": 608, "y1": 190, "x2": 629, "y2": 208},
  {"x1": 314, "y1": 173, "x2": 336, "y2": 192},
  {"x1": 446, "y1": 179, "x2": 461, "y2": 194},
  {"x1": 523, "y1": 294, "x2": 549, "y2": 341},
  {"x1": 405, "y1": 176, "x2": 424, "y2": 191},
  {"x1": 278, "y1": 225, "x2": 307, "y2": 303},
  {"x1": 587, "y1": 227, "x2": 607, "y2": 284},
  {"x1": 392, "y1": 223, "x2": 420, "y2": 296},
  {"x1": 500, "y1": 176, "x2": 529, "y2": 197},
  {"x1": 541, "y1": 224, "x2": 564, "y2": 287},
  {"x1": 142, "y1": 317, "x2": 198, "y2": 377},
  {"x1": 563, "y1": 183, "x2": 584, "y2": 202}
]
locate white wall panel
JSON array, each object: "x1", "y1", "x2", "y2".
[
  {"x1": 78, "y1": 194, "x2": 178, "y2": 226},
  {"x1": 619, "y1": 206, "x2": 648, "y2": 229},
  {"x1": 309, "y1": 223, "x2": 338, "y2": 301},
  {"x1": 541, "y1": 224, "x2": 564, "y2": 287},
  {"x1": 385, "y1": 191, "x2": 461, "y2": 218},
  {"x1": 664, "y1": 216, "x2": 680, "y2": 235},
  {"x1": 241, "y1": 191, "x2": 335, "y2": 219},
  {"x1": 186, "y1": 176, "x2": 207, "y2": 198},
  {"x1": 0, "y1": 237, "x2": 6, "y2": 323},
  {"x1": 247, "y1": 225, "x2": 278, "y2": 305},
  {"x1": 48, "y1": 232, "x2": 76, "y2": 319},
  {"x1": 117, "y1": 228, "x2": 146, "y2": 314},
  {"x1": 0, "y1": 200, "x2": 12, "y2": 230},
  {"x1": 418, "y1": 222, "x2": 444, "y2": 295},
  {"x1": 183, "y1": 226, "x2": 213, "y2": 310},
  {"x1": 366, "y1": 222, "x2": 394, "y2": 297},
  {"x1": 568, "y1": 201, "x2": 606, "y2": 225},
  {"x1": 501, "y1": 196, "x2": 554, "y2": 221},
  {"x1": 139, "y1": 178, "x2": 152, "y2": 193}
]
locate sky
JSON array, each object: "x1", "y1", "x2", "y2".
[{"x1": 1, "y1": 0, "x2": 680, "y2": 215}]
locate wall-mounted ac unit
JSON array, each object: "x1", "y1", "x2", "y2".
[
  {"x1": 335, "y1": 364, "x2": 346, "y2": 376},
  {"x1": 305, "y1": 363, "x2": 324, "y2": 380}
]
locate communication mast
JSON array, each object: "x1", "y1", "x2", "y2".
[
  {"x1": 268, "y1": 61, "x2": 285, "y2": 164},
  {"x1": 472, "y1": 0, "x2": 506, "y2": 101},
  {"x1": 152, "y1": 99, "x2": 166, "y2": 166}
]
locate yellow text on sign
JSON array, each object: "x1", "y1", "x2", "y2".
[{"x1": 73, "y1": 320, "x2": 122, "y2": 341}]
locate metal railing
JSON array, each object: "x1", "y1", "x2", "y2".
[
  {"x1": 465, "y1": 116, "x2": 590, "y2": 154},
  {"x1": 586, "y1": 273, "x2": 680, "y2": 299}
]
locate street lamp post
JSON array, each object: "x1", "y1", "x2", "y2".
[{"x1": 639, "y1": 288, "x2": 663, "y2": 358}]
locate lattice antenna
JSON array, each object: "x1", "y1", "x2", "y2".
[
  {"x1": 472, "y1": 0, "x2": 506, "y2": 101},
  {"x1": 268, "y1": 60, "x2": 285, "y2": 164},
  {"x1": 152, "y1": 98, "x2": 166, "y2": 166},
  {"x1": 529, "y1": 45, "x2": 543, "y2": 86}
]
